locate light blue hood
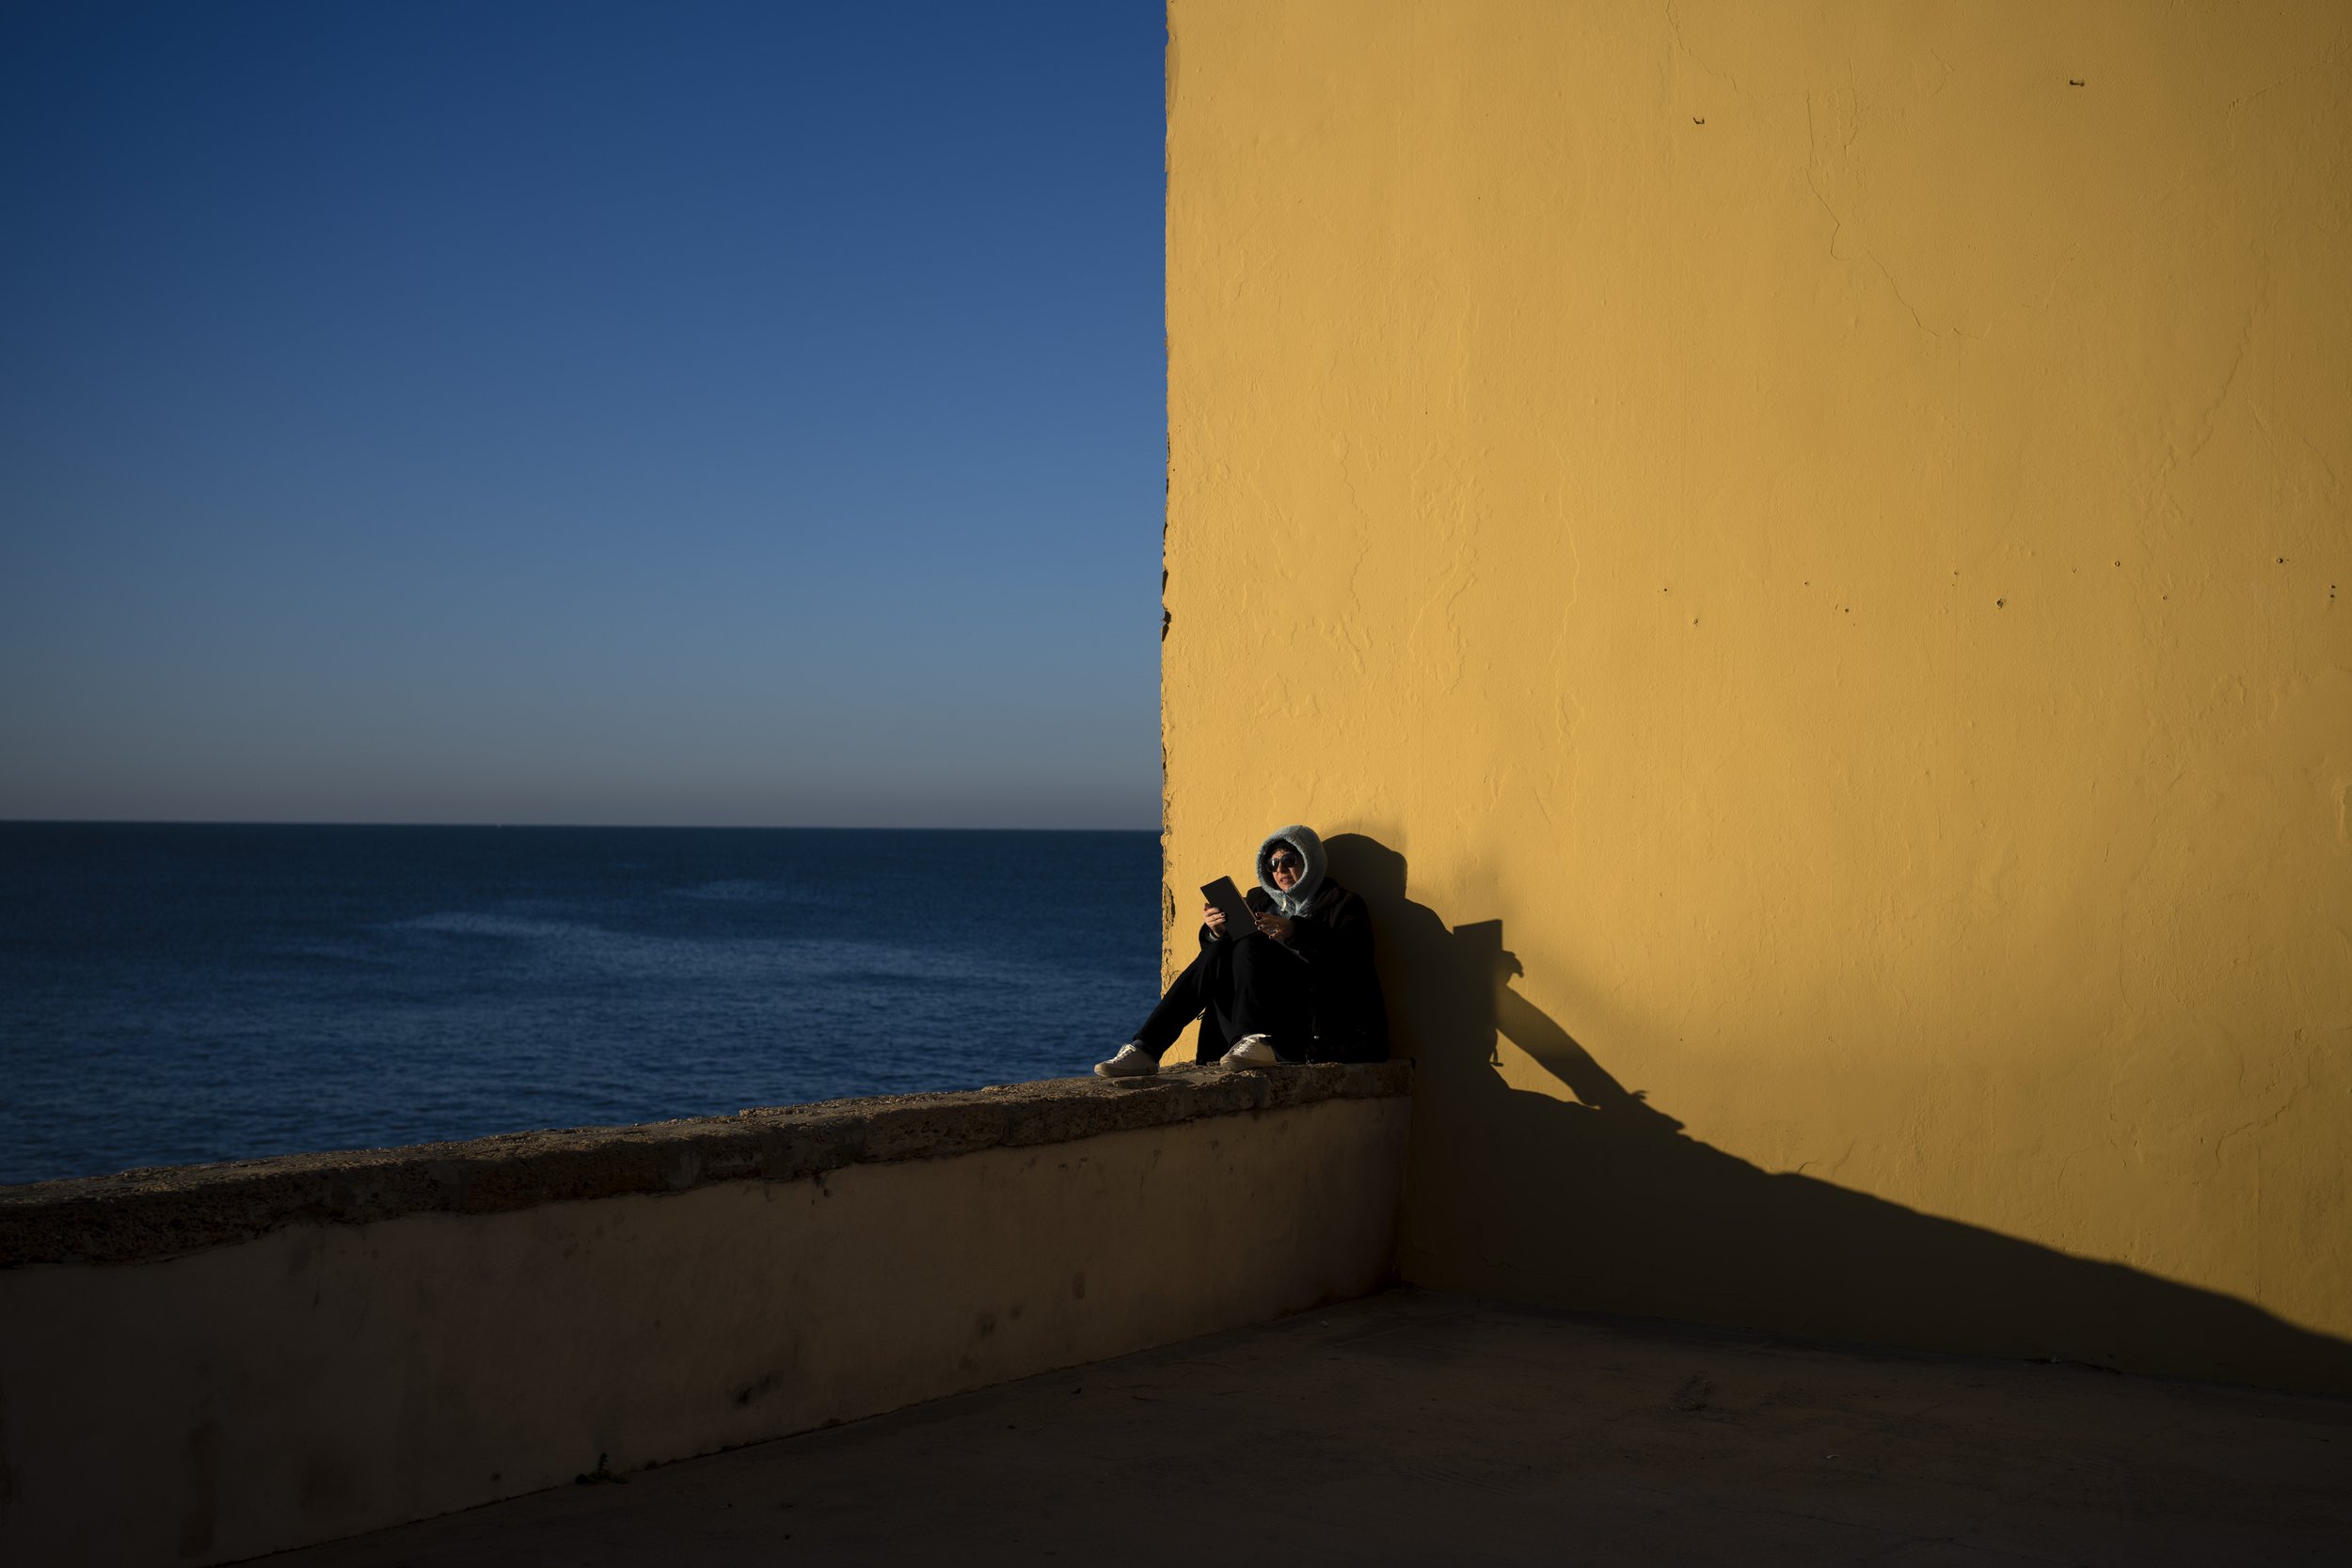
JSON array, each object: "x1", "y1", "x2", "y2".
[{"x1": 1256, "y1": 824, "x2": 1327, "y2": 919}]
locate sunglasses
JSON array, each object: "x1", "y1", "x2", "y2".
[{"x1": 1268, "y1": 853, "x2": 1304, "y2": 870}]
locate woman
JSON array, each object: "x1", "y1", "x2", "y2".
[{"x1": 1096, "y1": 823, "x2": 1388, "y2": 1074}]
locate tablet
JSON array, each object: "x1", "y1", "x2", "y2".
[{"x1": 1200, "y1": 876, "x2": 1256, "y2": 939}]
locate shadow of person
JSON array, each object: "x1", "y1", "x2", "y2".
[{"x1": 1319, "y1": 832, "x2": 2352, "y2": 1396}]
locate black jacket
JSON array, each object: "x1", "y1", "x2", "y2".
[{"x1": 1203, "y1": 879, "x2": 1390, "y2": 1062}]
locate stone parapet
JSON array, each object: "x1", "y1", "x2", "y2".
[{"x1": 0, "y1": 1062, "x2": 1410, "y2": 1269}]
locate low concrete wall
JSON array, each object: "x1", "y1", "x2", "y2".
[{"x1": 0, "y1": 1064, "x2": 1411, "y2": 1567}]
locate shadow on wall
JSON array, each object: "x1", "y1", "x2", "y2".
[{"x1": 1321, "y1": 833, "x2": 2352, "y2": 1397}]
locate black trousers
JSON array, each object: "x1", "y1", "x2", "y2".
[{"x1": 1133, "y1": 933, "x2": 1314, "y2": 1064}]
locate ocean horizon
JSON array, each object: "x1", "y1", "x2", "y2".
[{"x1": 0, "y1": 821, "x2": 1162, "y2": 1186}]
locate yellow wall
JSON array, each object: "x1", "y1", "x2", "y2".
[{"x1": 1165, "y1": 0, "x2": 2352, "y2": 1390}]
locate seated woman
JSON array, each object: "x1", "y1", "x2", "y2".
[{"x1": 1096, "y1": 824, "x2": 1388, "y2": 1075}]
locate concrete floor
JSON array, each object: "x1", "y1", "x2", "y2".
[{"x1": 262, "y1": 1290, "x2": 2352, "y2": 1566}]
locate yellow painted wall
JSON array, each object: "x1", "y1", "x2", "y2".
[{"x1": 1165, "y1": 0, "x2": 2352, "y2": 1390}]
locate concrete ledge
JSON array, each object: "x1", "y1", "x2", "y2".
[
  {"x1": 1, "y1": 1066, "x2": 1414, "y2": 1566},
  {"x1": 0, "y1": 1061, "x2": 1410, "y2": 1267}
]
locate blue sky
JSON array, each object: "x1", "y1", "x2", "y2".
[{"x1": 0, "y1": 1, "x2": 1163, "y2": 829}]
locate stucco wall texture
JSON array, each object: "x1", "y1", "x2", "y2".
[{"x1": 1165, "y1": 0, "x2": 2352, "y2": 1388}]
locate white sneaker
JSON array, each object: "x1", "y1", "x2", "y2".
[
  {"x1": 1094, "y1": 1042, "x2": 1159, "y2": 1078},
  {"x1": 1220, "y1": 1035, "x2": 1283, "y2": 1069}
]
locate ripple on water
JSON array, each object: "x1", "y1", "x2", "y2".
[{"x1": 0, "y1": 825, "x2": 1163, "y2": 1183}]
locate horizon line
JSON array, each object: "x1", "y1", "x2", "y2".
[{"x1": 0, "y1": 817, "x2": 1165, "y2": 834}]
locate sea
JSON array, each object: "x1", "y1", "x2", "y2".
[{"x1": 0, "y1": 823, "x2": 1163, "y2": 1188}]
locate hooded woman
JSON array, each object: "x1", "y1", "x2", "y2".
[{"x1": 1096, "y1": 824, "x2": 1388, "y2": 1075}]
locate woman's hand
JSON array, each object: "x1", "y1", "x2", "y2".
[
  {"x1": 1202, "y1": 900, "x2": 1227, "y2": 937},
  {"x1": 1253, "y1": 910, "x2": 1295, "y2": 942}
]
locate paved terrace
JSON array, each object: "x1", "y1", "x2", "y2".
[{"x1": 264, "y1": 1289, "x2": 2351, "y2": 1567}]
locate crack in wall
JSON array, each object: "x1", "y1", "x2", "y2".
[{"x1": 2222, "y1": 33, "x2": 2352, "y2": 120}]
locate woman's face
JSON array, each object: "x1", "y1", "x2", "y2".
[{"x1": 1268, "y1": 844, "x2": 1304, "y2": 892}]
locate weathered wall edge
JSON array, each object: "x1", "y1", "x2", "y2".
[{"x1": 0, "y1": 1062, "x2": 1412, "y2": 1268}]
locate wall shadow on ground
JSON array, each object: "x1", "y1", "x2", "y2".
[{"x1": 1321, "y1": 834, "x2": 2352, "y2": 1397}]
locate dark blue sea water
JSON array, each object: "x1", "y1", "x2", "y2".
[{"x1": 0, "y1": 823, "x2": 1161, "y2": 1186}]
